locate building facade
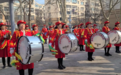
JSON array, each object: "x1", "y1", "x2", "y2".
[{"x1": 45, "y1": 0, "x2": 102, "y2": 26}]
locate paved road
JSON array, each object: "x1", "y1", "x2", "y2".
[{"x1": 0, "y1": 44, "x2": 121, "y2": 75}]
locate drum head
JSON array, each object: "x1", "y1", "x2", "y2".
[
  {"x1": 58, "y1": 34, "x2": 71, "y2": 54},
  {"x1": 17, "y1": 36, "x2": 30, "y2": 64},
  {"x1": 67, "y1": 34, "x2": 78, "y2": 52},
  {"x1": 91, "y1": 32, "x2": 109, "y2": 48},
  {"x1": 108, "y1": 30, "x2": 121, "y2": 44}
]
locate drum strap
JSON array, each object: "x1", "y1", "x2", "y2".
[{"x1": 22, "y1": 30, "x2": 25, "y2": 36}]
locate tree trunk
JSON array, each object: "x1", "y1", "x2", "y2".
[{"x1": 28, "y1": 0, "x2": 31, "y2": 28}]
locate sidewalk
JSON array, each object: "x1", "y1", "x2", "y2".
[{"x1": 0, "y1": 45, "x2": 121, "y2": 75}]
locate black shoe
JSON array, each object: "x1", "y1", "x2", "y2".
[
  {"x1": 2, "y1": 66, "x2": 5, "y2": 69},
  {"x1": 61, "y1": 65, "x2": 66, "y2": 69},
  {"x1": 91, "y1": 58, "x2": 94, "y2": 60},
  {"x1": 107, "y1": 53, "x2": 112, "y2": 56},
  {"x1": 8, "y1": 65, "x2": 12, "y2": 67},
  {"x1": 105, "y1": 53, "x2": 108, "y2": 56},
  {"x1": 58, "y1": 66, "x2": 63, "y2": 70},
  {"x1": 116, "y1": 51, "x2": 121, "y2": 53},
  {"x1": 88, "y1": 58, "x2": 92, "y2": 61}
]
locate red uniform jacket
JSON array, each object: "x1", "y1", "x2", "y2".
[
  {"x1": 0, "y1": 30, "x2": 11, "y2": 57},
  {"x1": 78, "y1": 28, "x2": 85, "y2": 45},
  {"x1": 42, "y1": 28, "x2": 48, "y2": 40},
  {"x1": 26, "y1": 29, "x2": 31, "y2": 36},
  {"x1": 73, "y1": 28, "x2": 79, "y2": 40},
  {"x1": 102, "y1": 26, "x2": 112, "y2": 48},
  {"x1": 46, "y1": 29, "x2": 55, "y2": 47},
  {"x1": 84, "y1": 28, "x2": 95, "y2": 52},
  {"x1": 114, "y1": 27, "x2": 121, "y2": 46},
  {"x1": 53, "y1": 29, "x2": 65, "y2": 58},
  {"x1": 93, "y1": 28, "x2": 99, "y2": 33},
  {"x1": 10, "y1": 30, "x2": 34, "y2": 70},
  {"x1": 31, "y1": 30, "x2": 39, "y2": 36}
]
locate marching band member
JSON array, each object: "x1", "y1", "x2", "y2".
[
  {"x1": 93, "y1": 24, "x2": 99, "y2": 33},
  {"x1": 73, "y1": 25, "x2": 79, "y2": 40},
  {"x1": 25, "y1": 25, "x2": 31, "y2": 35},
  {"x1": 53, "y1": 21, "x2": 65, "y2": 70},
  {"x1": 10, "y1": 20, "x2": 34, "y2": 75},
  {"x1": 62, "y1": 23, "x2": 67, "y2": 32},
  {"x1": 114, "y1": 22, "x2": 121, "y2": 53},
  {"x1": 42, "y1": 25, "x2": 48, "y2": 44},
  {"x1": 65, "y1": 25, "x2": 71, "y2": 33},
  {"x1": 46, "y1": 25, "x2": 55, "y2": 47},
  {"x1": 0, "y1": 23, "x2": 12, "y2": 68},
  {"x1": 84, "y1": 22, "x2": 95, "y2": 61},
  {"x1": 31, "y1": 24, "x2": 40, "y2": 36},
  {"x1": 78, "y1": 23, "x2": 85, "y2": 51},
  {"x1": 102, "y1": 21, "x2": 112, "y2": 56}
]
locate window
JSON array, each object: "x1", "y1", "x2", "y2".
[
  {"x1": 35, "y1": 5, "x2": 38, "y2": 7},
  {"x1": 81, "y1": 7, "x2": 84, "y2": 11},
  {"x1": 4, "y1": 7, "x2": 9, "y2": 11},
  {"x1": 66, "y1": 5, "x2": 71, "y2": 8},
  {"x1": 72, "y1": 0, "x2": 77, "y2": 3},
  {"x1": 31, "y1": 15, "x2": 34, "y2": 20},
  {"x1": 0, "y1": 14, "x2": 2, "y2": 19},
  {"x1": 66, "y1": 0, "x2": 70, "y2": 2},
  {"x1": 67, "y1": 11, "x2": 71, "y2": 14},
  {"x1": 81, "y1": 2, "x2": 84, "y2": 5}
]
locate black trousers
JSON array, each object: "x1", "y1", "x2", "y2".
[
  {"x1": 104, "y1": 47, "x2": 110, "y2": 54},
  {"x1": 57, "y1": 58, "x2": 64, "y2": 67},
  {"x1": 116, "y1": 46, "x2": 120, "y2": 52},
  {"x1": 88, "y1": 52, "x2": 93, "y2": 59},
  {"x1": 2, "y1": 57, "x2": 11, "y2": 66},
  {"x1": 19, "y1": 69, "x2": 33, "y2": 75},
  {"x1": 79, "y1": 45, "x2": 84, "y2": 50}
]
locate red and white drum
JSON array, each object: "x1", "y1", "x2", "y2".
[
  {"x1": 17, "y1": 36, "x2": 44, "y2": 64},
  {"x1": 58, "y1": 33, "x2": 78, "y2": 54},
  {"x1": 91, "y1": 32, "x2": 109, "y2": 48},
  {"x1": 108, "y1": 30, "x2": 121, "y2": 44}
]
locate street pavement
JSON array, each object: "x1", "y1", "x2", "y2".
[{"x1": 0, "y1": 44, "x2": 121, "y2": 75}]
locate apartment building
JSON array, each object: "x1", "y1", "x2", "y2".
[
  {"x1": 0, "y1": 0, "x2": 45, "y2": 27},
  {"x1": 45, "y1": 0, "x2": 102, "y2": 26}
]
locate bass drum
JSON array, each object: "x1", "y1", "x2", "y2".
[
  {"x1": 91, "y1": 32, "x2": 109, "y2": 48},
  {"x1": 58, "y1": 33, "x2": 78, "y2": 54},
  {"x1": 108, "y1": 30, "x2": 121, "y2": 44},
  {"x1": 17, "y1": 36, "x2": 44, "y2": 64}
]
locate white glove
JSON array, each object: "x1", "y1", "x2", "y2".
[
  {"x1": 49, "y1": 43, "x2": 52, "y2": 46},
  {"x1": 10, "y1": 48, "x2": 14, "y2": 54},
  {"x1": 4, "y1": 35, "x2": 7, "y2": 38}
]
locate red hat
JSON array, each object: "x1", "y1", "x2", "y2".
[
  {"x1": 49, "y1": 25, "x2": 53, "y2": 28},
  {"x1": 93, "y1": 24, "x2": 97, "y2": 26},
  {"x1": 25, "y1": 25, "x2": 29, "y2": 28},
  {"x1": 80, "y1": 23, "x2": 84, "y2": 26},
  {"x1": 32, "y1": 24, "x2": 38, "y2": 28},
  {"x1": 74, "y1": 25, "x2": 77, "y2": 28},
  {"x1": 115, "y1": 22, "x2": 120, "y2": 25},
  {"x1": 43, "y1": 24, "x2": 46, "y2": 26},
  {"x1": 55, "y1": 21, "x2": 62, "y2": 25},
  {"x1": 17, "y1": 20, "x2": 26, "y2": 25},
  {"x1": 85, "y1": 22, "x2": 91, "y2": 26},
  {"x1": 104, "y1": 21, "x2": 110, "y2": 24},
  {"x1": 0, "y1": 22, "x2": 6, "y2": 26},
  {"x1": 66, "y1": 25, "x2": 69, "y2": 28},
  {"x1": 61, "y1": 23, "x2": 65, "y2": 26}
]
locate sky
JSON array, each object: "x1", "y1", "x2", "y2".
[{"x1": 35, "y1": 0, "x2": 45, "y2": 4}]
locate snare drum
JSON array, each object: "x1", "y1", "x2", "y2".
[
  {"x1": 17, "y1": 36, "x2": 44, "y2": 64},
  {"x1": 108, "y1": 30, "x2": 121, "y2": 44},
  {"x1": 58, "y1": 33, "x2": 78, "y2": 54},
  {"x1": 91, "y1": 32, "x2": 109, "y2": 48}
]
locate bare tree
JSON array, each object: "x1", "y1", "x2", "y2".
[
  {"x1": 99, "y1": 0, "x2": 120, "y2": 21},
  {"x1": 45, "y1": 0, "x2": 67, "y2": 23}
]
